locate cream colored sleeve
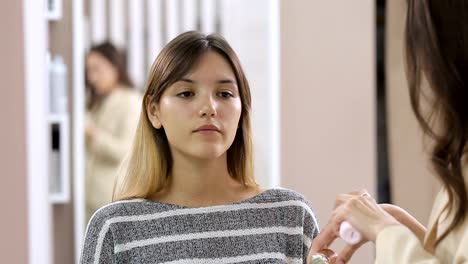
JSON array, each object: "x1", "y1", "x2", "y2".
[
  {"x1": 90, "y1": 97, "x2": 141, "y2": 163},
  {"x1": 375, "y1": 225, "x2": 468, "y2": 264}
]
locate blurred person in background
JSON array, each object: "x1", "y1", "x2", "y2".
[
  {"x1": 308, "y1": 1, "x2": 468, "y2": 263},
  {"x1": 85, "y1": 42, "x2": 141, "y2": 221}
]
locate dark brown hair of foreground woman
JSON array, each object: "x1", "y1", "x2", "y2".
[{"x1": 405, "y1": 0, "x2": 468, "y2": 245}]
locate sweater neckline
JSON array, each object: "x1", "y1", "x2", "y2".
[{"x1": 142, "y1": 188, "x2": 277, "y2": 209}]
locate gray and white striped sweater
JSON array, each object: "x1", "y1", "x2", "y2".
[{"x1": 80, "y1": 188, "x2": 319, "y2": 264}]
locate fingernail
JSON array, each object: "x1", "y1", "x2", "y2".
[{"x1": 336, "y1": 260, "x2": 345, "y2": 264}]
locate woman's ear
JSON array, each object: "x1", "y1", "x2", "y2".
[{"x1": 146, "y1": 97, "x2": 162, "y2": 129}]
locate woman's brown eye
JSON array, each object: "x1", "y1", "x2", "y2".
[
  {"x1": 177, "y1": 91, "x2": 194, "y2": 98},
  {"x1": 219, "y1": 91, "x2": 234, "y2": 98}
]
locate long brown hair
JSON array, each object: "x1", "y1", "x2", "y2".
[
  {"x1": 405, "y1": 0, "x2": 468, "y2": 245},
  {"x1": 113, "y1": 31, "x2": 256, "y2": 200},
  {"x1": 85, "y1": 41, "x2": 134, "y2": 109}
]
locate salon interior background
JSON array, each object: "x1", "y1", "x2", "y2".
[{"x1": 1, "y1": 0, "x2": 439, "y2": 263}]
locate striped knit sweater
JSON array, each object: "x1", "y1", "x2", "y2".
[{"x1": 80, "y1": 188, "x2": 319, "y2": 264}]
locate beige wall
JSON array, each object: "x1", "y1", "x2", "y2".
[
  {"x1": 386, "y1": 0, "x2": 439, "y2": 225},
  {"x1": 0, "y1": 0, "x2": 28, "y2": 263},
  {"x1": 280, "y1": 1, "x2": 375, "y2": 263}
]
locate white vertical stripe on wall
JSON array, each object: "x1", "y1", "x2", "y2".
[
  {"x1": 109, "y1": 0, "x2": 126, "y2": 47},
  {"x1": 73, "y1": 0, "x2": 86, "y2": 262},
  {"x1": 268, "y1": 0, "x2": 280, "y2": 187},
  {"x1": 165, "y1": 0, "x2": 180, "y2": 42},
  {"x1": 24, "y1": 0, "x2": 52, "y2": 263},
  {"x1": 201, "y1": 0, "x2": 216, "y2": 34},
  {"x1": 147, "y1": 0, "x2": 163, "y2": 69},
  {"x1": 219, "y1": 0, "x2": 229, "y2": 36},
  {"x1": 220, "y1": 0, "x2": 277, "y2": 188},
  {"x1": 128, "y1": 0, "x2": 145, "y2": 89},
  {"x1": 90, "y1": 0, "x2": 107, "y2": 44},
  {"x1": 181, "y1": 0, "x2": 197, "y2": 32}
]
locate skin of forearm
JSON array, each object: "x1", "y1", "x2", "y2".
[{"x1": 380, "y1": 203, "x2": 427, "y2": 242}]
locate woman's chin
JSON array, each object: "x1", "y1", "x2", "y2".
[{"x1": 189, "y1": 147, "x2": 227, "y2": 161}]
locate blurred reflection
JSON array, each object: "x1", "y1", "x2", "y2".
[{"x1": 84, "y1": 42, "x2": 141, "y2": 221}]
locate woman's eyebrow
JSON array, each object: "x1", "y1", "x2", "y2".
[
  {"x1": 179, "y1": 78, "x2": 237, "y2": 85},
  {"x1": 218, "y1": 79, "x2": 237, "y2": 85},
  {"x1": 179, "y1": 78, "x2": 195, "y2": 83}
]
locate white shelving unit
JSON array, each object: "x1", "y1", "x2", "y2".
[
  {"x1": 46, "y1": 0, "x2": 71, "y2": 206},
  {"x1": 45, "y1": 0, "x2": 63, "y2": 21},
  {"x1": 47, "y1": 113, "x2": 67, "y2": 123},
  {"x1": 41, "y1": 0, "x2": 86, "y2": 262},
  {"x1": 48, "y1": 113, "x2": 70, "y2": 204}
]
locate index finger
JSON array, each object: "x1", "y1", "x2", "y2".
[
  {"x1": 337, "y1": 240, "x2": 367, "y2": 263},
  {"x1": 309, "y1": 223, "x2": 339, "y2": 253}
]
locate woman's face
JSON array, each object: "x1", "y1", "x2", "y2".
[
  {"x1": 148, "y1": 51, "x2": 242, "y2": 161},
  {"x1": 86, "y1": 51, "x2": 119, "y2": 96}
]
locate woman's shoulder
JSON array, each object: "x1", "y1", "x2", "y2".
[
  {"x1": 260, "y1": 188, "x2": 319, "y2": 236},
  {"x1": 256, "y1": 188, "x2": 316, "y2": 215},
  {"x1": 261, "y1": 187, "x2": 312, "y2": 203},
  {"x1": 86, "y1": 199, "x2": 146, "y2": 228}
]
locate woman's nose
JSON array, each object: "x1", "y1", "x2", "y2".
[{"x1": 198, "y1": 95, "x2": 217, "y2": 117}]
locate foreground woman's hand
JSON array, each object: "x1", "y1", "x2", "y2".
[{"x1": 307, "y1": 190, "x2": 401, "y2": 263}]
